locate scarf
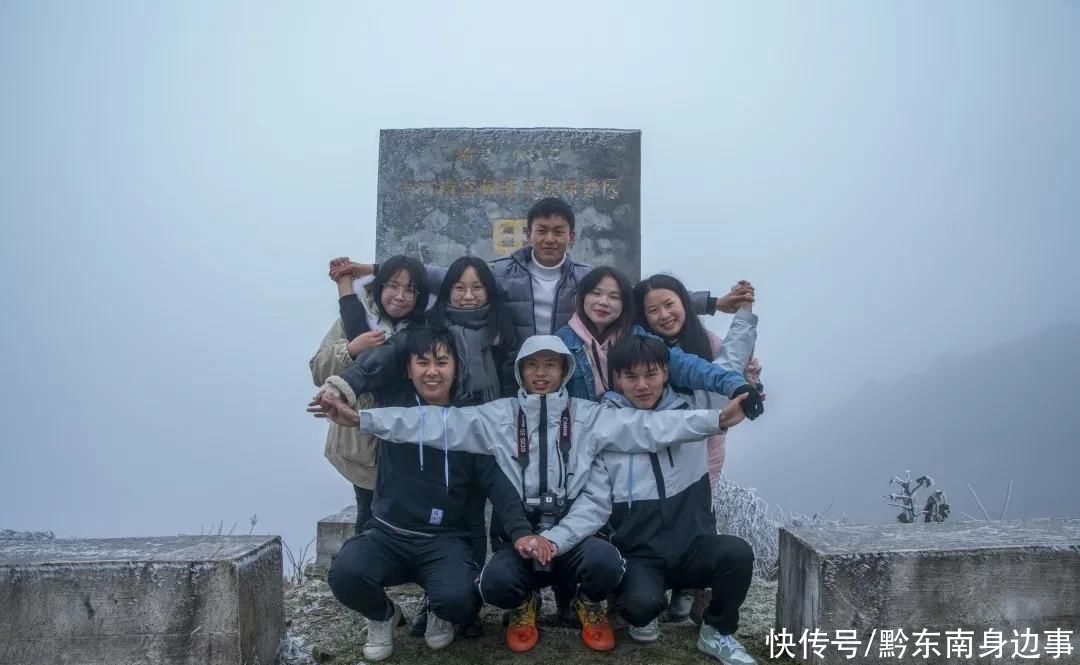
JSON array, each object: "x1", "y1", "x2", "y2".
[
  {"x1": 444, "y1": 305, "x2": 501, "y2": 403},
  {"x1": 568, "y1": 312, "x2": 617, "y2": 399}
]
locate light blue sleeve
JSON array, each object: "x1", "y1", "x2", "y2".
[{"x1": 713, "y1": 309, "x2": 758, "y2": 372}]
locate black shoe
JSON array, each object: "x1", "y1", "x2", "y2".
[
  {"x1": 461, "y1": 617, "x2": 484, "y2": 639},
  {"x1": 554, "y1": 583, "x2": 578, "y2": 627},
  {"x1": 410, "y1": 596, "x2": 429, "y2": 637}
]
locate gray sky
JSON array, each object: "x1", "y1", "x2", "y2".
[{"x1": 2, "y1": 2, "x2": 1078, "y2": 551}]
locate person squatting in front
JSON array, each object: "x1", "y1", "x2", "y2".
[
  {"x1": 315, "y1": 334, "x2": 752, "y2": 655},
  {"x1": 322, "y1": 255, "x2": 522, "y2": 638},
  {"x1": 310, "y1": 326, "x2": 544, "y2": 662},
  {"x1": 602, "y1": 335, "x2": 758, "y2": 665}
]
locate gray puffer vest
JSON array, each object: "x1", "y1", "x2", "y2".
[{"x1": 490, "y1": 247, "x2": 592, "y2": 340}]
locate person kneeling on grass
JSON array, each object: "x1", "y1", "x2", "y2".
[
  {"x1": 309, "y1": 326, "x2": 543, "y2": 662},
  {"x1": 601, "y1": 335, "x2": 757, "y2": 665},
  {"x1": 314, "y1": 335, "x2": 751, "y2": 654}
]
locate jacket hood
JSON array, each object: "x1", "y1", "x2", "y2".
[
  {"x1": 601, "y1": 385, "x2": 690, "y2": 411},
  {"x1": 514, "y1": 335, "x2": 577, "y2": 392}
]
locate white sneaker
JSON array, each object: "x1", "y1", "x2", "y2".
[
  {"x1": 363, "y1": 601, "x2": 401, "y2": 662},
  {"x1": 667, "y1": 589, "x2": 694, "y2": 620},
  {"x1": 424, "y1": 611, "x2": 455, "y2": 650},
  {"x1": 628, "y1": 618, "x2": 661, "y2": 643},
  {"x1": 697, "y1": 625, "x2": 756, "y2": 665}
]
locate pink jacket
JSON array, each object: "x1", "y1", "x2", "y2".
[{"x1": 705, "y1": 331, "x2": 728, "y2": 483}]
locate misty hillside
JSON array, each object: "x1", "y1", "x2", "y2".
[{"x1": 748, "y1": 323, "x2": 1080, "y2": 524}]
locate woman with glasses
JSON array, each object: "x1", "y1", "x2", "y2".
[
  {"x1": 323, "y1": 254, "x2": 518, "y2": 639},
  {"x1": 314, "y1": 256, "x2": 430, "y2": 538},
  {"x1": 426, "y1": 256, "x2": 520, "y2": 403},
  {"x1": 330, "y1": 254, "x2": 430, "y2": 344}
]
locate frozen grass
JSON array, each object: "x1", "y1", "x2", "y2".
[{"x1": 712, "y1": 476, "x2": 847, "y2": 580}]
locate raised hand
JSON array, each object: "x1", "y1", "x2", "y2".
[
  {"x1": 716, "y1": 280, "x2": 755, "y2": 313},
  {"x1": 328, "y1": 257, "x2": 351, "y2": 281},
  {"x1": 329, "y1": 260, "x2": 372, "y2": 281}
]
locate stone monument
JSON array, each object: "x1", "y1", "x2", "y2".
[
  {"x1": 375, "y1": 127, "x2": 642, "y2": 280},
  {"x1": 0, "y1": 535, "x2": 283, "y2": 665},
  {"x1": 777, "y1": 519, "x2": 1080, "y2": 663}
]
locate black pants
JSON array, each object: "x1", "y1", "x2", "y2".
[
  {"x1": 353, "y1": 486, "x2": 373, "y2": 535},
  {"x1": 327, "y1": 526, "x2": 481, "y2": 625},
  {"x1": 617, "y1": 534, "x2": 753, "y2": 635},
  {"x1": 478, "y1": 536, "x2": 624, "y2": 608}
]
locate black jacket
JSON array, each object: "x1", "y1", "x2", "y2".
[{"x1": 368, "y1": 383, "x2": 532, "y2": 543}]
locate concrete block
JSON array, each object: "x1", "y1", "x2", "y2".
[
  {"x1": 0, "y1": 535, "x2": 283, "y2": 665},
  {"x1": 313, "y1": 505, "x2": 356, "y2": 576},
  {"x1": 376, "y1": 127, "x2": 643, "y2": 280},
  {"x1": 777, "y1": 519, "x2": 1080, "y2": 663}
]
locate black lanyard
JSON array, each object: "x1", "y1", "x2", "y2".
[{"x1": 515, "y1": 398, "x2": 572, "y2": 493}]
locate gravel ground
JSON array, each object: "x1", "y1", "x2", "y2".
[{"x1": 281, "y1": 575, "x2": 795, "y2": 665}]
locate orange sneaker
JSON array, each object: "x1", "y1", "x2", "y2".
[
  {"x1": 574, "y1": 595, "x2": 616, "y2": 651},
  {"x1": 505, "y1": 594, "x2": 539, "y2": 653}
]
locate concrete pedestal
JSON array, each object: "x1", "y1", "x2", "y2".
[
  {"x1": 777, "y1": 519, "x2": 1080, "y2": 663},
  {"x1": 0, "y1": 535, "x2": 283, "y2": 665},
  {"x1": 312, "y1": 506, "x2": 356, "y2": 578}
]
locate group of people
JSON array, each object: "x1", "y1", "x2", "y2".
[{"x1": 307, "y1": 197, "x2": 766, "y2": 665}]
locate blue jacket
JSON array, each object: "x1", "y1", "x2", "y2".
[{"x1": 555, "y1": 324, "x2": 748, "y2": 401}]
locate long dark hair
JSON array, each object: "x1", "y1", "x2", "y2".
[
  {"x1": 371, "y1": 255, "x2": 429, "y2": 324},
  {"x1": 633, "y1": 273, "x2": 713, "y2": 360},
  {"x1": 576, "y1": 266, "x2": 636, "y2": 343},
  {"x1": 428, "y1": 256, "x2": 508, "y2": 346}
]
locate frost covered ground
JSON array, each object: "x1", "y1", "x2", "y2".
[{"x1": 280, "y1": 576, "x2": 792, "y2": 665}]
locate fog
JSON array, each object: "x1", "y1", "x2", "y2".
[{"x1": 2, "y1": 1, "x2": 1078, "y2": 554}]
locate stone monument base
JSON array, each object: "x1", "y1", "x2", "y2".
[
  {"x1": 777, "y1": 519, "x2": 1080, "y2": 664},
  {"x1": 0, "y1": 535, "x2": 283, "y2": 665}
]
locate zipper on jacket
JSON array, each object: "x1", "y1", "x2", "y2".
[
  {"x1": 538, "y1": 395, "x2": 548, "y2": 495},
  {"x1": 648, "y1": 453, "x2": 667, "y2": 500},
  {"x1": 517, "y1": 253, "x2": 539, "y2": 335},
  {"x1": 550, "y1": 269, "x2": 574, "y2": 334},
  {"x1": 666, "y1": 447, "x2": 675, "y2": 468}
]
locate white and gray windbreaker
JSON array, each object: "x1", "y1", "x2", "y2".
[
  {"x1": 688, "y1": 308, "x2": 757, "y2": 410},
  {"x1": 357, "y1": 335, "x2": 723, "y2": 555},
  {"x1": 600, "y1": 387, "x2": 716, "y2": 567}
]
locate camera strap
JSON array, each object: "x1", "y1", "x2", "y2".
[{"x1": 514, "y1": 401, "x2": 572, "y2": 495}]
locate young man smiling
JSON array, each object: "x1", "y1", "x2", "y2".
[
  {"x1": 314, "y1": 335, "x2": 750, "y2": 654},
  {"x1": 312, "y1": 327, "x2": 539, "y2": 662},
  {"x1": 600, "y1": 335, "x2": 757, "y2": 665}
]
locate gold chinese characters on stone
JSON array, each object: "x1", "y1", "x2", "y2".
[
  {"x1": 401, "y1": 178, "x2": 620, "y2": 200},
  {"x1": 492, "y1": 219, "x2": 527, "y2": 256}
]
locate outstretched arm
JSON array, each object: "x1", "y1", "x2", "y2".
[
  {"x1": 582, "y1": 401, "x2": 724, "y2": 455},
  {"x1": 666, "y1": 344, "x2": 748, "y2": 397},
  {"x1": 355, "y1": 400, "x2": 513, "y2": 454},
  {"x1": 712, "y1": 295, "x2": 757, "y2": 372}
]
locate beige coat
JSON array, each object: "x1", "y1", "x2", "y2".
[{"x1": 309, "y1": 319, "x2": 378, "y2": 489}]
